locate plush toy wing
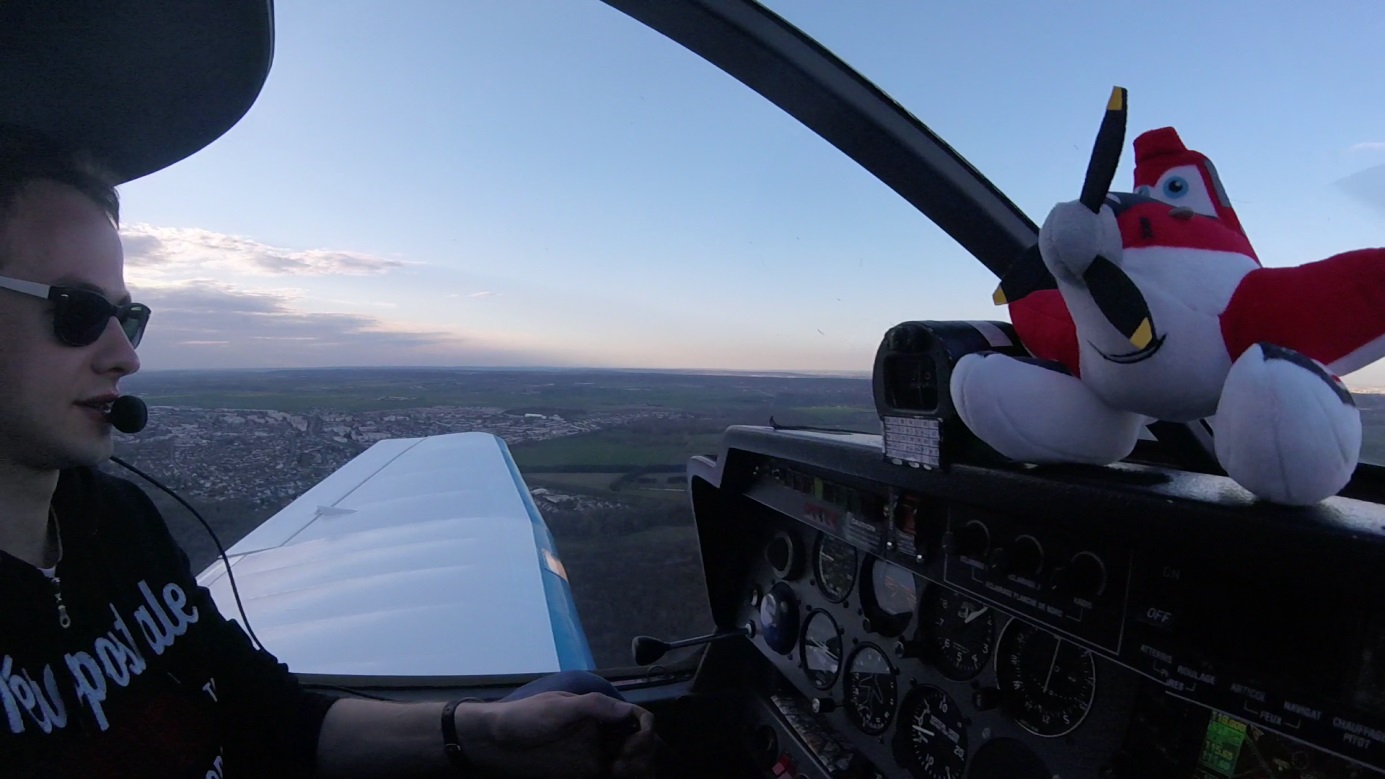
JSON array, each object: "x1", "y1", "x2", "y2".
[
  {"x1": 1220, "y1": 247, "x2": 1385, "y2": 375},
  {"x1": 1008, "y1": 289, "x2": 1081, "y2": 375},
  {"x1": 997, "y1": 243, "x2": 1081, "y2": 373}
]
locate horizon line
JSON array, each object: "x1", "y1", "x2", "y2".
[
  {"x1": 125, "y1": 365, "x2": 875, "y2": 378},
  {"x1": 117, "y1": 365, "x2": 1385, "y2": 392}
]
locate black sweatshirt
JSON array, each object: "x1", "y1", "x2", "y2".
[{"x1": 0, "y1": 467, "x2": 337, "y2": 777}]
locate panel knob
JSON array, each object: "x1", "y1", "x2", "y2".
[
  {"x1": 952, "y1": 521, "x2": 990, "y2": 560},
  {"x1": 1053, "y1": 552, "x2": 1107, "y2": 599},
  {"x1": 1006, "y1": 535, "x2": 1044, "y2": 578}
]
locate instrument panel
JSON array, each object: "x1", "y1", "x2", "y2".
[
  {"x1": 738, "y1": 515, "x2": 1130, "y2": 778},
  {"x1": 687, "y1": 426, "x2": 1385, "y2": 778}
]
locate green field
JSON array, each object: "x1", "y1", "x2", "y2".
[
  {"x1": 525, "y1": 472, "x2": 628, "y2": 493},
  {"x1": 133, "y1": 391, "x2": 414, "y2": 413},
  {"x1": 779, "y1": 405, "x2": 881, "y2": 429},
  {"x1": 514, "y1": 425, "x2": 719, "y2": 505},
  {"x1": 510, "y1": 430, "x2": 724, "y2": 470},
  {"x1": 122, "y1": 367, "x2": 876, "y2": 417}
]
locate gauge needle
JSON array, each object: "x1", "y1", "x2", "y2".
[
  {"x1": 1042, "y1": 639, "x2": 1061, "y2": 692},
  {"x1": 963, "y1": 605, "x2": 989, "y2": 624},
  {"x1": 912, "y1": 724, "x2": 935, "y2": 737}
]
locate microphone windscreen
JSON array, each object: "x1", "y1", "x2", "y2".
[{"x1": 108, "y1": 395, "x2": 148, "y2": 434}]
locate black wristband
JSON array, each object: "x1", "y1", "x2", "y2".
[{"x1": 441, "y1": 699, "x2": 474, "y2": 774}]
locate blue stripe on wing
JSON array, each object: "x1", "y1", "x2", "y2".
[{"x1": 495, "y1": 436, "x2": 596, "y2": 671}]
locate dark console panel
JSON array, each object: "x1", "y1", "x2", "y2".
[{"x1": 680, "y1": 425, "x2": 1385, "y2": 778}]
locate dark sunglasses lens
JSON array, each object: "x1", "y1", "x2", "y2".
[
  {"x1": 55, "y1": 292, "x2": 114, "y2": 346},
  {"x1": 120, "y1": 306, "x2": 149, "y2": 348}
]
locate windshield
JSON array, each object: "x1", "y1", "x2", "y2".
[
  {"x1": 759, "y1": 2, "x2": 1385, "y2": 462},
  {"x1": 113, "y1": 2, "x2": 1385, "y2": 674}
]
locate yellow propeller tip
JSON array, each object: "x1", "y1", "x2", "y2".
[
  {"x1": 1107, "y1": 87, "x2": 1125, "y2": 112},
  {"x1": 1130, "y1": 318, "x2": 1153, "y2": 349},
  {"x1": 992, "y1": 287, "x2": 1007, "y2": 306}
]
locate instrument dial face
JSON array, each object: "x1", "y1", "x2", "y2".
[
  {"x1": 919, "y1": 588, "x2": 995, "y2": 680},
  {"x1": 800, "y1": 610, "x2": 843, "y2": 690},
  {"x1": 995, "y1": 620, "x2": 1097, "y2": 737},
  {"x1": 844, "y1": 644, "x2": 898, "y2": 735},
  {"x1": 895, "y1": 686, "x2": 968, "y2": 779},
  {"x1": 863, "y1": 557, "x2": 920, "y2": 636},
  {"x1": 814, "y1": 534, "x2": 858, "y2": 603}
]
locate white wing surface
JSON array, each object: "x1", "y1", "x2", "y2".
[{"x1": 195, "y1": 432, "x2": 593, "y2": 676}]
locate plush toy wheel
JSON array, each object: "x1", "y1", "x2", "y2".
[{"x1": 1214, "y1": 343, "x2": 1360, "y2": 505}]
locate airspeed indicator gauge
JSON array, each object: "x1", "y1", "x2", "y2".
[{"x1": 814, "y1": 533, "x2": 858, "y2": 603}]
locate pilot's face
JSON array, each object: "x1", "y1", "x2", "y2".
[{"x1": 0, "y1": 180, "x2": 140, "y2": 471}]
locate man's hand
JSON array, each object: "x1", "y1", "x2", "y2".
[{"x1": 454, "y1": 691, "x2": 658, "y2": 778}]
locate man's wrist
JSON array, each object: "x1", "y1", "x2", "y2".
[{"x1": 443, "y1": 699, "x2": 490, "y2": 775}]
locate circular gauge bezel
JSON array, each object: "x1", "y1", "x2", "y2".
[
  {"x1": 893, "y1": 685, "x2": 968, "y2": 779},
  {"x1": 917, "y1": 587, "x2": 995, "y2": 681},
  {"x1": 765, "y1": 529, "x2": 803, "y2": 580},
  {"x1": 860, "y1": 555, "x2": 922, "y2": 637},
  {"x1": 799, "y1": 609, "x2": 844, "y2": 691},
  {"x1": 844, "y1": 643, "x2": 898, "y2": 735},
  {"x1": 994, "y1": 618, "x2": 1097, "y2": 738},
  {"x1": 813, "y1": 533, "x2": 858, "y2": 603}
]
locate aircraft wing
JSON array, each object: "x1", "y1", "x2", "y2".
[{"x1": 195, "y1": 432, "x2": 594, "y2": 676}]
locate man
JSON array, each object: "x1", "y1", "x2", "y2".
[{"x1": 0, "y1": 133, "x2": 658, "y2": 776}]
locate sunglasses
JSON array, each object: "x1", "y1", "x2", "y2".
[{"x1": 0, "y1": 275, "x2": 150, "y2": 348}]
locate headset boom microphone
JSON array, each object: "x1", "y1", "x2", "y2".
[{"x1": 106, "y1": 395, "x2": 148, "y2": 434}]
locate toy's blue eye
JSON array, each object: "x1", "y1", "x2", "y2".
[{"x1": 1162, "y1": 176, "x2": 1189, "y2": 199}]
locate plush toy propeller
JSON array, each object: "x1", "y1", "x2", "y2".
[
  {"x1": 954, "y1": 88, "x2": 1385, "y2": 505},
  {"x1": 994, "y1": 88, "x2": 1156, "y2": 356}
]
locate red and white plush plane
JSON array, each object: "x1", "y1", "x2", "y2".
[{"x1": 953, "y1": 128, "x2": 1385, "y2": 504}]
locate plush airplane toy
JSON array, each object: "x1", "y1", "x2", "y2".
[{"x1": 951, "y1": 88, "x2": 1385, "y2": 505}]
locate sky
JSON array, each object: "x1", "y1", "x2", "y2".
[{"x1": 115, "y1": 1, "x2": 1385, "y2": 386}]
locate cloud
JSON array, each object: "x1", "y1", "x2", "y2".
[
  {"x1": 467, "y1": 291, "x2": 499, "y2": 298},
  {"x1": 132, "y1": 281, "x2": 566, "y2": 370},
  {"x1": 1350, "y1": 142, "x2": 1385, "y2": 153},
  {"x1": 1335, "y1": 163, "x2": 1385, "y2": 216},
  {"x1": 120, "y1": 224, "x2": 408, "y2": 277}
]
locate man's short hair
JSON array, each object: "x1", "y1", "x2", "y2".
[{"x1": 0, "y1": 126, "x2": 120, "y2": 229}]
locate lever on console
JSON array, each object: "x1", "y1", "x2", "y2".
[{"x1": 631, "y1": 628, "x2": 750, "y2": 665}]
